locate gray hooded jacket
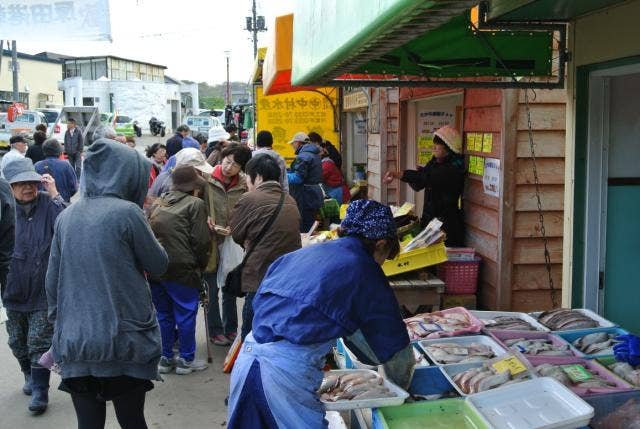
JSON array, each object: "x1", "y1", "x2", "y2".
[{"x1": 46, "y1": 139, "x2": 168, "y2": 380}]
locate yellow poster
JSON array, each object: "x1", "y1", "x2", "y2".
[
  {"x1": 468, "y1": 156, "x2": 476, "y2": 174},
  {"x1": 477, "y1": 156, "x2": 485, "y2": 176},
  {"x1": 474, "y1": 134, "x2": 483, "y2": 152},
  {"x1": 255, "y1": 86, "x2": 339, "y2": 164},
  {"x1": 417, "y1": 135, "x2": 434, "y2": 165},
  {"x1": 466, "y1": 133, "x2": 475, "y2": 151},
  {"x1": 482, "y1": 133, "x2": 493, "y2": 153}
]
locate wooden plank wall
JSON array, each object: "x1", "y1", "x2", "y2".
[
  {"x1": 462, "y1": 89, "x2": 503, "y2": 309},
  {"x1": 383, "y1": 88, "x2": 400, "y2": 205},
  {"x1": 367, "y1": 88, "x2": 383, "y2": 201},
  {"x1": 510, "y1": 89, "x2": 566, "y2": 311}
]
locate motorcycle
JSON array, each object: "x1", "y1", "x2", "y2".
[
  {"x1": 133, "y1": 121, "x2": 142, "y2": 137},
  {"x1": 148, "y1": 117, "x2": 166, "y2": 137}
]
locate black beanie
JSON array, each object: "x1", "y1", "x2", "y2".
[{"x1": 256, "y1": 130, "x2": 273, "y2": 148}]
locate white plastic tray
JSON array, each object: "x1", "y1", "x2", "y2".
[
  {"x1": 531, "y1": 308, "x2": 617, "y2": 331},
  {"x1": 320, "y1": 369, "x2": 409, "y2": 411},
  {"x1": 468, "y1": 377, "x2": 594, "y2": 429},
  {"x1": 472, "y1": 310, "x2": 550, "y2": 332},
  {"x1": 418, "y1": 335, "x2": 508, "y2": 366}
]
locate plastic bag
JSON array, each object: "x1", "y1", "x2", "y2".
[{"x1": 216, "y1": 236, "x2": 245, "y2": 289}]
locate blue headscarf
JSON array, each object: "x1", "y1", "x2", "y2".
[
  {"x1": 182, "y1": 136, "x2": 200, "y2": 149},
  {"x1": 341, "y1": 200, "x2": 397, "y2": 241}
]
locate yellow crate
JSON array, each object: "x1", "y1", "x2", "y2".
[{"x1": 382, "y1": 241, "x2": 448, "y2": 277}]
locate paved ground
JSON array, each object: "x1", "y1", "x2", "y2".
[{"x1": 0, "y1": 299, "x2": 241, "y2": 428}]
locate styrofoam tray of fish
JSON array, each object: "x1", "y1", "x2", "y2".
[
  {"x1": 489, "y1": 330, "x2": 581, "y2": 357},
  {"x1": 468, "y1": 377, "x2": 594, "y2": 429},
  {"x1": 404, "y1": 306, "x2": 484, "y2": 340},
  {"x1": 526, "y1": 355, "x2": 634, "y2": 397},
  {"x1": 556, "y1": 327, "x2": 629, "y2": 359},
  {"x1": 597, "y1": 356, "x2": 640, "y2": 387},
  {"x1": 472, "y1": 310, "x2": 550, "y2": 332},
  {"x1": 417, "y1": 335, "x2": 508, "y2": 366},
  {"x1": 531, "y1": 308, "x2": 617, "y2": 332},
  {"x1": 441, "y1": 360, "x2": 534, "y2": 397},
  {"x1": 319, "y1": 369, "x2": 409, "y2": 411}
]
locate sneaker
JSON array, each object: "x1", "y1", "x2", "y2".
[
  {"x1": 175, "y1": 357, "x2": 208, "y2": 375},
  {"x1": 158, "y1": 356, "x2": 175, "y2": 374},
  {"x1": 225, "y1": 332, "x2": 238, "y2": 343},
  {"x1": 210, "y1": 334, "x2": 231, "y2": 346}
]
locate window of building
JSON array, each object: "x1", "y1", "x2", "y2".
[
  {"x1": 94, "y1": 59, "x2": 107, "y2": 79},
  {"x1": 82, "y1": 97, "x2": 99, "y2": 106}
]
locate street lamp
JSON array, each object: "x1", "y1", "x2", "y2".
[{"x1": 224, "y1": 50, "x2": 231, "y2": 107}]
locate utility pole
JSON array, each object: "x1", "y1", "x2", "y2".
[
  {"x1": 11, "y1": 40, "x2": 18, "y2": 102},
  {"x1": 245, "y1": 0, "x2": 267, "y2": 59},
  {"x1": 225, "y1": 51, "x2": 231, "y2": 106}
]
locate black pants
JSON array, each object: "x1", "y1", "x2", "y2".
[{"x1": 71, "y1": 388, "x2": 148, "y2": 429}]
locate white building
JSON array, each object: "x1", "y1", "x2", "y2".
[{"x1": 40, "y1": 53, "x2": 198, "y2": 132}]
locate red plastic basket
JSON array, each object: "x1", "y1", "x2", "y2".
[{"x1": 437, "y1": 257, "x2": 481, "y2": 295}]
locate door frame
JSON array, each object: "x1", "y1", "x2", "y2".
[{"x1": 572, "y1": 56, "x2": 640, "y2": 310}]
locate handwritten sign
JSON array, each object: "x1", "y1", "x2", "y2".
[
  {"x1": 482, "y1": 133, "x2": 493, "y2": 153},
  {"x1": 483, "y1": 158, "x2": 501, "y2": 197},
  {"x1": 491, "y1": 356, "x2": 527, "y2": 376}
]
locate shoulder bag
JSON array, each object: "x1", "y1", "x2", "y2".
[{"x1": 223, "y1": 192, "x2": 286, "y2": 298}]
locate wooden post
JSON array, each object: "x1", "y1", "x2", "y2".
[{"x1": 497, "y1": 89, "x2": 519, "y2": 310}]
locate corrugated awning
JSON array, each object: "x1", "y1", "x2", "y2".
[
  {"x1": 251, "y1": 47, "x2": 267, "y2": 84},
  {"x1": 486, "y1": 0, "x2": 627, "y2": 21},
  {"x1": 262, "y1": 14, "x2": 317, "y2": 95},
  {"x1": 291, "y1": 0, "x2": 560, "y2": 88}
]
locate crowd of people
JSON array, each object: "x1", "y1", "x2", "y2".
[{"x1": 0, "y1": 118, "x2": 352, "y2": 428}]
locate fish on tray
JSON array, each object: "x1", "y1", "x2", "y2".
[
  {"x1": 483, "y1": 316, "x2": 537, "y2": 331},
  {"x1": 425, "y1": 342, "x2": 495, "y2": 364},
  {"x1": 405, "y1": 311, "x2": 471, "y2": 340},
  {"x1": 608, "y1": 362, "x2": 640, "y2": 386},
  {"x1": 537, "y1": 309, "x2": 599, "y2": 331},
  {"x1": 504, "y1": 338, "x2": 573, "y2": 356},
  {"x1": 535, "y1": 363, "x2": 618, "y2": 391},
  {"x1": 451, "y1": 364, "x2": 528, "y2": 394},
  {"x1": 318, "y1": 372, "x2": 396, "y2": 402},
  {"x1": 572, "y1": 332, "x2": 619, "y2": 355}
]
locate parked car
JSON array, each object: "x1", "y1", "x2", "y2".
[
  {"x1": 35, "y1": 108, "x2": 62, "y2": 136},
  {"x1": 185, "y1": 115, "x2": 221, "y2": 135},
  {"x1": 0, "y1": 113, "x2": 9, "y2": 155},
  {"x1": 6, "y1": 110, "x2": 48, "y2": 137},
  {"x1": 100, "y1": 112, "x2": 135, "y2": 137}
]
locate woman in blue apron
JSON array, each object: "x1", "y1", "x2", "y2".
[{"x1": 228, "y1": 200, "x2": 415, "y2": 428}]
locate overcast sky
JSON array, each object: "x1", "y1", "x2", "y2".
[{"x1": 18, "y1": 0, "x2": 296, "y2": 85}]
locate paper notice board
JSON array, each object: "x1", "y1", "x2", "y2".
[{"x1": 483, "y1": 158, "x2": 501, "y2": 197}]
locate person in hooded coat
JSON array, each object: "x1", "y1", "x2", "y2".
[
  {"x1": 286, "y1": 132, "x2": 323, "y2": 232},
  {"x1": 384, "y1": 125, "x2": 465, "y2": 246},
  {"x1": 45, "y1": 138, "x2": 168, "y2": 429}
]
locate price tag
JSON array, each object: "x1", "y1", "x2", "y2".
[
  {"x1": 561, "y1": 364, "x2": 594, "y2": 383},
  {"x1": 491, "y1": 356, "x2": 527, "y2": 376}
]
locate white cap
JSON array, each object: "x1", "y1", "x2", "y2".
[
  {"x1": 288, "y1": 131, "x2": 309, "y2": 144},
  {"x1": 207, "y1": 126, "x2": 231, "y2": 143},
  {"x1": 175, "y1": 147, "x2": 214, "y2": 175}
]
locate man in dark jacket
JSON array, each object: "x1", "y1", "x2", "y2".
[
  {"x1": 165, "y1": 124, "x2": 190, "y2": 158},
  {"x1": 3, "y1": 157, "x2": 65, "y2": 415},
  {"x1": 25, "y1": 131, "x2": 47, "y2": 164},
  {"x1": 230, "y1": 155, "x2": 301, "y2": 340},
  {"x1": 0, "y1": 176, "x2": 15, "y2": 299},
  {"x1": 34, "y1": 139, "x2": 78, "y2": 202},
  {"x1": 149, "y1": 165, "x2": 211, "y2": 375},
  {"x1": 46, "y1": 138, "x2": 168, "y2": 428},
  {"x1": 287, "y1": 131, "x2": 323, "y2": 232},
  {"x1": 63, "y1": 118, "x2": 83, "y2": 178}
]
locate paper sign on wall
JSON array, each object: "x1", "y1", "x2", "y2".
[
  {"x1": 417, "y1": 135, "x2": 434, "y2": 165},
  {"x1": 483, "y1": 158, "x2": 501, "y2": 197},
  {"x1": 482, "y1": 133, "x2": 493, "y2": 153}
]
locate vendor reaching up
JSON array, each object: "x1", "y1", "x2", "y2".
[
  {"x1": 227, "y1": 200, "x2": 415, "y2": 429},
  {"x1": 384, "y1": 125, "x2": 465, "y2": 246}
]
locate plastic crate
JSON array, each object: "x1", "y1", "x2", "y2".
[
  {"x1": 382, "y1": 241, "x2": 448, "y2": 277},
  {"x1": 437, "y1": 257, "x2": 481, "y2": 295},
  {"x1": 372, "y1": 399, "x2": 490, "y2": 429}
]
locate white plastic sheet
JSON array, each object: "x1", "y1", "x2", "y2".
[{"x1": 0, "y1": 0, "x2": 111, "y2": 41}]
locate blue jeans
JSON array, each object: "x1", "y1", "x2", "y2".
[
  {"x1": 150, "y1": 281, "x2": 199, "y2": 361},
  {"x1": 204, "y1": 272, "x2": 238, "y2": 336},
  {"x1": 241, "y1": 293, "x2": 256, "y2": 341}
]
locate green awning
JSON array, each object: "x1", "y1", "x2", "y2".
[
  {"x1": 487, "y1": 0, "x2": 627, "y2": 21},
  {"x1": 291, "y1": 0, "x2": 478, "y2": 86},
  {"x1": 292, "y1": 0, "x2": 555, "y2": 87},
  {"x1": 351, "y1": 12, "x2": 552, "y2": 79}
]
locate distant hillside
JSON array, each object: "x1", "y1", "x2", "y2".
[{"x1": 183, "y1": 81, "x2": 250, "y2": 109}]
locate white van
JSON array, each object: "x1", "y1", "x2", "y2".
[{"x1": 6, "y1": 111, "x2": 48, "y2": 136}]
